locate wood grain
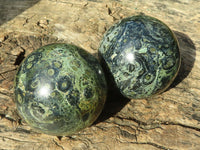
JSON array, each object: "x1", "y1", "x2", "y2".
[{"x1": 0, "y1": 0, "x2": 200, "y2": 149}]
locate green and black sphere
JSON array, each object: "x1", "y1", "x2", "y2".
[
  {"x1": 14, "y1": 43, "x2": 107, "y2": 136},
  {"x1": 99, "y1": 15, "x2": 181, "y2": 99}
]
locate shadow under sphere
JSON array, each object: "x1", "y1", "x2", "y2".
[
  {"x1": 94, "y1": 54, "x2": 130, "y2": 125},
  {"x1": 170, "y1": 31, "x2": 196, "y2": 88}
]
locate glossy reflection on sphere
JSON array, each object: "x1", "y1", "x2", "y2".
[
  {"x1": 99, "y1": 15, "x2": 181, "y2": 99},
  {"x1": 14, "y1": 43, "x2": 107, "y2": 136}
]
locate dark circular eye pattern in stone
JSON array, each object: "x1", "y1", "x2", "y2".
[
  {"x1": 14, "y1": 43, "x2": 107, "y2": 136},
  {"x1": 99, "y1": 15, "x2": 181, "y2": 99},
  {"x1": 57, "y1": 75, "x2": 72, "y2": 92}
]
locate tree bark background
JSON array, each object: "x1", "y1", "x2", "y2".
[{"x1": 0, "y1": 0, "x2": 200, "y2": 149}]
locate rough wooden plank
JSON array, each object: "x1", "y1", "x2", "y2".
[{"x1": 0, "y1": 0, "x2": 200, "y2": 149}]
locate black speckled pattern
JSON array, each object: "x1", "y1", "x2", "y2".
[
  {"x1": 14, "y1": 43, "x2": 107, "y2": 136},
  {"x1": 99, "y1": 15, "x2": 181, "y2": 99}
]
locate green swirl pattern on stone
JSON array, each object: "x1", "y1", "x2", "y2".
[
  {"x1": 99, "y1": 15, "x2": 181, "y2": 99},
  {"x1": 14, "y1": 43, "x2": 107, "y2": 136}
]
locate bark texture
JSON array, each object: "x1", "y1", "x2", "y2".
[{"x1": 0, "y1": 0, "x2": 200, "y2": 149}]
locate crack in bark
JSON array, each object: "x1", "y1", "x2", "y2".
[
  {"x1": 0, "y1": 114, "x2": 5, "y2": 119},
  {"x1": 0, "y1": 74, "x2": 5, "y2": 80},
  {"x1": 116, "y1": 139, "x2": 175, "y2": 150},
  {"x1": 0, "y1": 89, "x2": 13, "y2": 97},
  {"x1": 0, "y1": 114, "x2": 17, "y2": 123},
  {"x1": 115, "y1": 116, "x2": 200, "y2": 132},
  {"x1": 130, "y1": 141, "x2": 174, "y2": 150},
  {"x1": 23, "y1": 15, "x2": 36, "y2": 26},
  {"x1": 14, "y1": 48, "x2": 25, "y2": 66},
  {"x1": 0, "y1": 68, "x2": 17, "y2": 75},
  {"x1": 53, "y1": 139, "x2": 65, "y2": 150},
  {"x1": 161, "y1": 121, "x2": 200, "y2": 132},
  {"x1": 14, "y1": 128, "x2": 31, "y2": 134},
  {"x1": 0, "y1": 136, "x2": 37, "y2": 143},
  {"x1": 115, "y1": 116, "x2": 148, "y2": 126}
]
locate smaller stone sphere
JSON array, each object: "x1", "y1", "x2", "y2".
[
  {"x1": 14, "y1": 43, "x2": 107, "y2": 136},
  {"x1": 99, "y1": 15, "x2": 181, "y2": 99}
]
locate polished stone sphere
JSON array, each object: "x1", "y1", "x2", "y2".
[
  {"x1": 99, "y1": 15, "x2": 181, "y2": 99},
  {"x1": 14, "y1": 43, "x2": 107, "y2": 136}
]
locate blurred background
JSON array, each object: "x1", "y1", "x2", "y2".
[{"x1": 0, "y1": 0, "x2": 40, "y2": 26}]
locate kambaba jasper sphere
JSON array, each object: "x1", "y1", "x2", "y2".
[
  {"x1": 14, "y1": 43, "x2": 107, "y2": 136},
  {"x1": 99, "y1": 15, "x2": 181, "y2": 99}
]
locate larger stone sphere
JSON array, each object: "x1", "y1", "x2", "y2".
[
  {"x1": 14, "y1": 43, "x2": 107, "y2": 136},
  {"x1": 99, "y1": 15, "x2": 181, "y2": 99}
]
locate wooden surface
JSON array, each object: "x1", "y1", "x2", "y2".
[{"x1": 0, "y1": 0, "x2": 200, "y2": 149}]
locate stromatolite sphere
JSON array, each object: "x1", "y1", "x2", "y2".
[
  {"x1": 14, "y1": 43, "x2": 107, "y2": 136},
  {"x1": 99, "y1": 15, "x2": 181, "y2": 99}
]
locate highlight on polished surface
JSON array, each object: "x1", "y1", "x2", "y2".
[
  {"x1": 14, "y1": 43, "x2": 107, "y2": 136},
  {"x1": 99, "y1": 15, "x2": 181, "y2": 99}
]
